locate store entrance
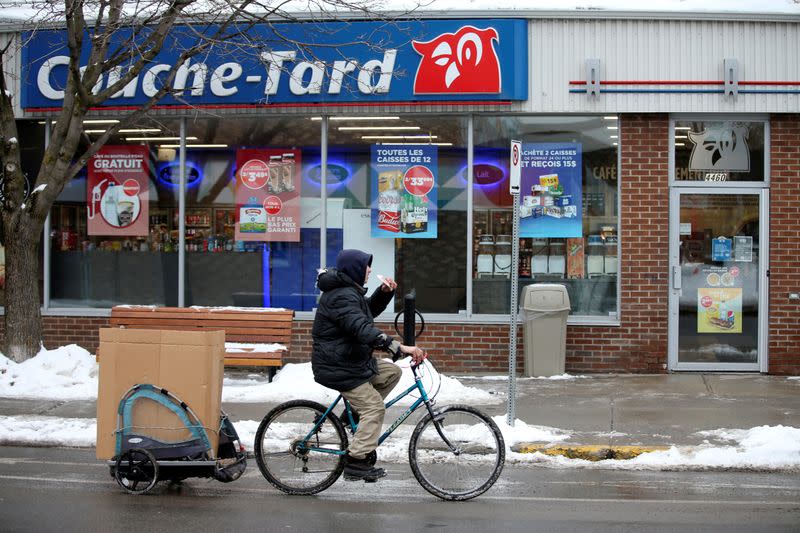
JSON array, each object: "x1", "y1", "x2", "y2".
[{"x1": 668, "y1": 188, "x2": 768, "y2": 371}]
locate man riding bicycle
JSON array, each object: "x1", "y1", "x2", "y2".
[{"x1": 311, "y1": 249, "x2": 426, "y2": 482}]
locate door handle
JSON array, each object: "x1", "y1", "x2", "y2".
[{"x1": 672, "y1": 266, "x2": 682, "y2": 290}]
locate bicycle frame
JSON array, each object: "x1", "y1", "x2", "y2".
[{"x1": 298, "y1": 362, "x2": 457, "y2": 456}]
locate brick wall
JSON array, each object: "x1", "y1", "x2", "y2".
[{"x1": 768, "y1": 114, "x2": 800, "y2": 375}]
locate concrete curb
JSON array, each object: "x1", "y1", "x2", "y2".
[{"x1": 512, "y1": 443, "x2": 671, "y2": 461}]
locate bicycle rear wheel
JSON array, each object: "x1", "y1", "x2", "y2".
[
  {"x1": 254, "y1": 400, "x2": 348, "y2": 495},
  {"x1": 409, "y1": 404, "x2": 505, "y2": 501}
]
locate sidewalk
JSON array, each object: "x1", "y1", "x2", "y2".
[{"x1": 2, "y1": 372, "x2": 798, "y2": 458}]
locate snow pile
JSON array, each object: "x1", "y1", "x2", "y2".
[
  {"x1": 222, "y1": 359, "x2": 499, "y2": 405},
  {"x1": 492, "y1": 415, "x2": 571, "y2": 447},
  {"x1": 512, "y1": 425, "x2": 800, "y2": 470},
  {"x1": 0, "y1": 348, "x2": 495, "y2": 407},
  {"x1": 0, "y1": 345, "x2": 98, "y2": 400}
]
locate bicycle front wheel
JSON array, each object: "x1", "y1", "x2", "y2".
[
  {"x1": 409, "y1": 404, "x2": 505, "y2": 501},
  {"x1": 254, "y1": 400, "x2": 348, "y2": 495}
]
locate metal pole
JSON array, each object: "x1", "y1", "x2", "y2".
[
  {"x1": 507, "y1": 188, "x2": 520, "y2": 426},
  {"x1": 178, "y1": 118, "x2": 186, "y2": 307},
  {"x1": 403, "y1": 290, "x2": 416, "y2": 346},
  {"x1": 466, "y1": 115, "x2": 474, "y2": 317},
  {"x1": 506, "y1": 139, "x2": 522, "y2": 427},
  {"x1": 320, "y1": 116, "x2": 328, "y2": 271}
]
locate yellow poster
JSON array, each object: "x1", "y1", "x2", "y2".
[{"x1": 698, "y1": 287, "x2": 742, "y2": 333}]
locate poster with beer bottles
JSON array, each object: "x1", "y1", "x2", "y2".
[
  {"x1": 370, "y1": 145, "x2": 438, "y2": 238},
  {"x1": 235, "y1": 148, "x2": 301, "y2": 242},
  {"x1": 518, "y1": 143, "x2": 583, "y2": 238},
  {"x1": 87, "y1": 145, "x2": 150, "y2": 236}
]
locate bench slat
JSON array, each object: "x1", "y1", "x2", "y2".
[
  {"x1": 223, "y1": 357, "x2": 282, "y2": 367},
  {"x1": 110, "y1": 318, "x2": 291, "y2": 331}
]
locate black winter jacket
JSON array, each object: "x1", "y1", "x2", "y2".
[{"x1": 311, "y1": 268, "x2": 399, "y2": 392}]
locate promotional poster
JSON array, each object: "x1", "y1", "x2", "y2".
[
  {"x1": 235, "y1": 148, "x2": 301, "y2": 242},
  {"x1": 371, "y1": 145, "x2": 438, "y2": 239},
  {"x1": 697, "y1": 263, "x2": 744, "y2": 334},
  {"x1": 518, "y1": 143, "x2": 582, "y2": 238},
  {"x1": 87, "y1": 145, "x2": 150, "y2": 237}
]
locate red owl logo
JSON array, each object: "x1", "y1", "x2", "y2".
[{"x1": 412, "y1": 26, "x2": 501, "y2": 94}]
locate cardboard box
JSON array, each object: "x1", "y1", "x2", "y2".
[{"x1": 96, "y1": 328, "x2": 225, "y2": 460}]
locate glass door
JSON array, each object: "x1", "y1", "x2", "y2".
[{"x1": 668, "y1": 188, "x2": 768, "y2": 371}]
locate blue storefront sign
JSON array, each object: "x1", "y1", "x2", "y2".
[
  {"x1": 518, "y1": 143, "x2": 583, "y2": 238},
  {"x1": 21, "y1": 19, "x2": 527, "y2": 109}
]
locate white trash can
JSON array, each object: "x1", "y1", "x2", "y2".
[{"x1": 521, "y1": 284, "x2": 571, "y2": 377}]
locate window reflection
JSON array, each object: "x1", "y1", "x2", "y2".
[
  {"x1": 472, "y1": 116, "x2": 619, "y2": 317},
  {"x1": 50, "y1": 118, "x2": 180, "y2": 307}
]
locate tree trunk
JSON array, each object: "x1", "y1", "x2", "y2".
[{"x1": 2, "y1": 218, "x2": 42, "y2": 362}]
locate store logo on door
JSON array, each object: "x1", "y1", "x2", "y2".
[
  {"x1": 688, "y1": 122, "x2": 751, "y2": 172},
  {"x1": 412, "y1": 26, "x2": 501, "y2": 94}
]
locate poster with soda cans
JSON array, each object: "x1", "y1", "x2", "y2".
[
  {"x1": 371, "y1": 145, "x2": 438, "y2": 239},
  {"x1": 87, "y1": 145, "x2": 150, "y2": 236},
  {"x1": 518, "y1": 143, "x2": 582, "y2": 238},
  {"x1": 235, "y1": 148, "x2": 301, "y2": 242}
]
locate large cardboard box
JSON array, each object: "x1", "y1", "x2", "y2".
[{"x1": 96, "y1": 328, "x2": 225, "y2": 460}]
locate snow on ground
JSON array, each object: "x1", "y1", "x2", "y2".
[
  {"x1": 506, "y1": 425, "x2": 800, "y2": 470},
  {"x1": 0, "y1": 345, "x2": 98, "y2": 400},
  {"x1": 1, "y1": 346, "x2": 799, "y2": 470},
  {"x1": 1, "y1": 413, "x2": 798, "y2": 471},
  {"x1": 222, "y1": 358, "x2": 499, "y2": 405},
  {"x1": 0, "y1": 348, "x2": 496, "y2": 406},
  {"x1": 0, "y1": 415, "x2": 96, "y2": 448}
]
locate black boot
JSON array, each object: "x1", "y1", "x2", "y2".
[{"x1": 343, "y1": 453, "x2": 386, "y2": 482}]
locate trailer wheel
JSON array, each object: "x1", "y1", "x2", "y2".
[{"x1": 114, "y1": 448, "x2": 159, "y2": 495}]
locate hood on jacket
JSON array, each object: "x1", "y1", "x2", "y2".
[{"x1": 335, "y1": 249, "x2": 373, "y2": 286}]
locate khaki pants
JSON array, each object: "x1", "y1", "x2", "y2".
[{"x1": 341, "y1": 359, "x2": 402, "y2": 459}]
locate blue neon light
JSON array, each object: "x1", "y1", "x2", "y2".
[
  {"x1": 262, "y1": 244, "x2": 271, "y2": 307},
  {"x1": 156, "y1": 160, "x2": 203, "y2": 188},
  {"x1": 458, "y1": 160, "x2": 508, "y2": 188},
  {"x1": 303, "y1": 159, "x2": 354, "y2": 190}
]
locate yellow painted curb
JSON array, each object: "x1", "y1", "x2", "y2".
[{"x1": 512, "y1": 443, "x2": 671, "y2": 461}]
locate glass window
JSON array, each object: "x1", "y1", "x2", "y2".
[
  {"x1": 49, "y1": 118, "x2": 181, "y2": 307},
  {"x1": 183, "y1": 116, "x2": 322, "y2": 309},
  {"x1": 473, "y1": 116, "x2": 619, "y2": 318},
  {"x1": 674, "y1": 120, "x2": 765, "y2": 182},
  {"x1": 328, "y1": 115, "x2": 468, "y2": 315}
]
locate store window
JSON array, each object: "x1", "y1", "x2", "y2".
[
  {"x1": 673, "y1": 119, "x2": 766, "y2": 182},
  {"x1": 183, "y1": 116, "x2": 322, "y2": 309},
  {"x1": 328, "y1": 115, "x2": 468, "y2": 314},
  {"x1": 472, "y1": 116, "x2": 619, "y2": 318},
  {"x1": 49, "y1": 118, "x2": 181, "y2": 307}
]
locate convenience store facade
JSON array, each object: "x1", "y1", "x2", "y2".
[{"x1": 1, "y1": 11, "x2": 799, "y2": 374}]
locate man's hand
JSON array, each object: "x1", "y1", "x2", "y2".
[
  {"x1": 399, "y1": 344, "x2": 427, "y2": 364},
  {"x1": 378, "y1": 275, "x2": 398, "y2": 293}
]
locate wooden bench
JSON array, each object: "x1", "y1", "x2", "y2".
[{"x1": 105, "y1": 306, "x2": 294, "y2": 381}]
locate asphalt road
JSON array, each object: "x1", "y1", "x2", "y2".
[{"x1": 1, "y1": 446, "x2": 798, "y2": 532}]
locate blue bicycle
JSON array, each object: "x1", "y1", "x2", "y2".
[{"x1": 254, "y1": 358, "x2": 505, "y2": 501}]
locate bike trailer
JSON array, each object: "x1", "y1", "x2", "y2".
[{"x1": 109, "y1": 383, "x2": 246, "y2": 494}]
